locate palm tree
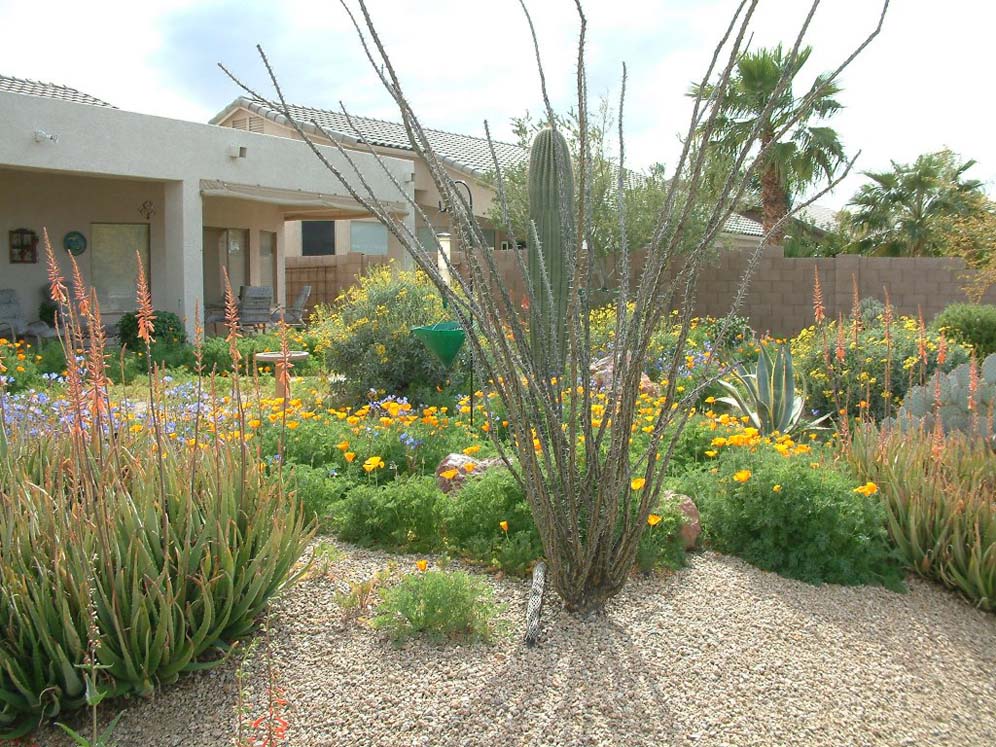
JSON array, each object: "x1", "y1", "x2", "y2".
[
  {"x1": 847, "y1": 149, "x2": 983, "y2": 256},
  {"x1": 690, "y1": 45, "x2": 846, "y2": 244}
]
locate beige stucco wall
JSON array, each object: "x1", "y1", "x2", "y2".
[
  {"x1": 1, "y1": 92, "x2": 414, "y2": 333},
  {"x1": 216, "y1": 107, "x2": 496, "y2": 263},
  {"x1": 0, "y1": 168, "x2": 167, "y2": 323}
]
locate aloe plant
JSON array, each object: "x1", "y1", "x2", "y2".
[
  {"x1": 848, "y1": 424, "x2": 996, "y2": 611},
  {"x1": 718, "y1": 342, "x2": 830, "y2": 435}
]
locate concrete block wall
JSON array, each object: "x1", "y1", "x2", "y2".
[{"x1": 287, "y1": 246, "x2": 996, "y2": 335}]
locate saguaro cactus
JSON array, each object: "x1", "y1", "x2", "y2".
[{"x1": 528, "y1": 127, "x2": 574, "y2": 374}]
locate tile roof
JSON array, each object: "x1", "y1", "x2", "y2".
[
  {"x1": 0, "y1": 74, "x2": 115, "y2": 108},
  {"x1": 217, "y1": 97, "x2": 764, "y2": 237},
  {"x1": 794, "y1": 203, "x2": 840, "y2": 231},
  {"x1": 722, "y1": 212, "x2": 764, "y2": 237},
  {"x1": 231, "y1": 97, "x2": 526, "y2": 175}
]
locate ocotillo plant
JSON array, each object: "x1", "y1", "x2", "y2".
[
  {"x1": 528, "y1": 127, "x2": 574, "y2": 375},
  {"x1": 222, "y1": 0, "x2": 889, "y2": 614}
]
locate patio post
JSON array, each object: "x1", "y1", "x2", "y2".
[{"x1": 164, "y1": 179, "x2": 204, "y2": 337}]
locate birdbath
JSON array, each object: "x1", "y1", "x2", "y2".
[{"x1": 254, "y1": 350, "x2": 310, "y2": 399}]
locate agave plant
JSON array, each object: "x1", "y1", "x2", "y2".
[{"x1": 717, "y1": 342, "x2": 830, "y2": 435}]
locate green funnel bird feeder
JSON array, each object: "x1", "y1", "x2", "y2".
[{"x1": 411, "y1": 321, "x2": 466, "y2": 368}]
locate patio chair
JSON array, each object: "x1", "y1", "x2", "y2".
[
  {"x1": 271, "y1": 285, "x2": 312, "y2": 327},
  {"x1": 0, "y1": 289, "x2": 58, "y2": 347},
  {"x1": 238, "y1": 285, "x2": 274, "y2": 333}
]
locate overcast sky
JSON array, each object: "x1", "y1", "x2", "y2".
[{"x1": 1, "y1": 0, "x2": 993, "y2": 209}]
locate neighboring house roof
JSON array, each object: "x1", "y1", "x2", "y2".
[
  {"x1": 0, "y1": 74, "x2": 116, "y2": 108},
  {"x1": 211, "y1": 96, "x2": 765, "y2": 238},
  {"x1": 211, "y1": 96, "x2": 526, "y2": 175},
  {"x1": 794, "y1": 203, "x2": 839, "y2": 232},
  {"x1": 723, "y1": 212, "x2": 764, "y2": 237}
]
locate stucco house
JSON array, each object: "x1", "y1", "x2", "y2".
[
  {"x1": 0, "y1": 75, "x2": 414, "y2": 336},
  {"x1": 210, "y1": 97, "x2": 769, "y2": 263}
]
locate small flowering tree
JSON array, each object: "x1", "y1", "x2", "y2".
[{"x1": 224, "y1": 0, "x2": 888, "y2": 614}]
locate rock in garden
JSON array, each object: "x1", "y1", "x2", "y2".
[
  {"x1": 590, "y1": 354, "x2": 661, "y2": 398},
  {"x1": 435, "y1": 453, "x2": 504, "y2": 493},
  {"x1": 672, "y1": 493, "x2": 701, "y2": 550}
]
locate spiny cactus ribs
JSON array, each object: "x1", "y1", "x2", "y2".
[
  {"x1": 892, "y1": 354, "x2": 996, "y2": 440},
  {"x1": 527, "y1": 128, "x2": 574, "y2": 375}
]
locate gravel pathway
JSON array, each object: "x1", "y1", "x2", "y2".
[{"x1": 37, "y1": 541, "x2": 996, "y2": 747}]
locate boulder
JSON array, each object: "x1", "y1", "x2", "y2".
[
  {"x1": 590, "y1": 354, "x2": 661, "y2": 398},
  {"x1": 435, "y1": 453, "x2": 504, "y2": 494},
  {"x1": 674, "y1": 494, "x2": 700, "y2": 550}
]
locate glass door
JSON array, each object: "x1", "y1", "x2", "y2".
[{"x1": 202, "y1": 228, "x2": 249, "y2": 308}]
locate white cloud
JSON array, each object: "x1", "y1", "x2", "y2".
[{"x1": 1, "y1": 0, "x2": 993, "y2": 209}]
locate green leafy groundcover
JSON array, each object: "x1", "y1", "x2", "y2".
[{"x1": 673, "y1": 446, "x2": 905, "y2": 590}]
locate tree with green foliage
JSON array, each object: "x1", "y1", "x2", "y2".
[
  {"x1": 485, "y1": 103, "x2": 669, "y2": 290},
  {"x1": 847, "y1": 149, "x2": 984, "y2": 256},
  {"x1": 690, "y1": 44, "x2": 847, "y2": 245}
]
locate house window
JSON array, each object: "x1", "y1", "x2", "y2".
[
  {"x1": 302, "y1": 221, "x2": 335, "y2": 256},
  {"x1": 90, "y1": 223, "x2": 150, "y2": 314},
  {"x1": 416, "y1": 227, "x2": 438, "y2": 251},
  {"x1": 351, "y1": 221, "x2": 388, "y2": 255}
]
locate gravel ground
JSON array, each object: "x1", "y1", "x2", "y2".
[{"x1": 37, "y1": 541, "x2": 996, "y2": 747}]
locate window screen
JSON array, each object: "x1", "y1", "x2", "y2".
[
  {"x1": 351, "y1": 221, "x2": 388, "y2": 255},
  {"x1": 302, "y1": 221, "x2": 335, "y2": 256},
  {"x1": 90, "y1": 223, "x2": 150, "y2": 313}
]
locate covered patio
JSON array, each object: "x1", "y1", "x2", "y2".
[{"x1": 0, "y1": 89, "x2": 414, "y2": 337}]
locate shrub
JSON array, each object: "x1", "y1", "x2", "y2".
[
  {"x1": 200, "y1": 331, "x2": 322, "y2": 376},
  {"x1": 310, "y1": 265, "x2": 453, "y2": 403},
  {"x1": 848, "y1": 425, "x2": 995, "y2": 610},
  {"x1": 263, "y1": 396, "x2": 476, "y2": 480},
  {"x1": 635, "y1": 500, "x2": 688, "y2": 573},
  {"x1": 290, "y1": 465, "x2": 358, "y2": 530},
  {"x1": 117, "y1": 309, "x2": 187, "y2": 351},
  {"x1": 792, "y1": 317, "x2": 971, "y2": 421},
  {"x1": 672, "y1": 446, "x2": 904, "y2": 589},
  {"x1": 441, "y1": 468, "x2": 542, "y2": 574},
  {"x1": 0, "y1": 421, "x2": 313, "y2": 738},
  {"x1": 935, "y1": 303, "x2": 996, "y2": 359},
  {"x1": 371, "y1": 570, "x2": 503, "y2": 643},
  {"x1": 331, "y1": 476, "x2": 443, "y2": 551},
  {"x1": 0, "y1": 338, "x2": 40, "y2": 392}
]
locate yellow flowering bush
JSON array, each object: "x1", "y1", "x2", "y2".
[
  {"x1": 791, "y1": 316, "x2": 970, "y2": 421},
  {"x1": 672, "y1": 438, "x2": 904, "y2": 589},
  {"x1": 309, "y1": 265, "x2": 457, "y2": 402},
  {"x1": 0, "y1": 338, "x2": 41, "y2": 392}
]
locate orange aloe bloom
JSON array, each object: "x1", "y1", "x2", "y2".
[
  {"x1": 812, "y1": 266, "x2": 825, "y2": 325},
  {"x1": 135, "y1": 250, "x2": 156, "y2": 345},
  {"x1": 43, "y1": 230, "x2": 68, "y2": 307},
  {"x1": 835, "y1": 315, "x2": 846, "y2": 363},
  {"x1": 937, "y1": 333, "x2": 947, "y2": 365}
]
